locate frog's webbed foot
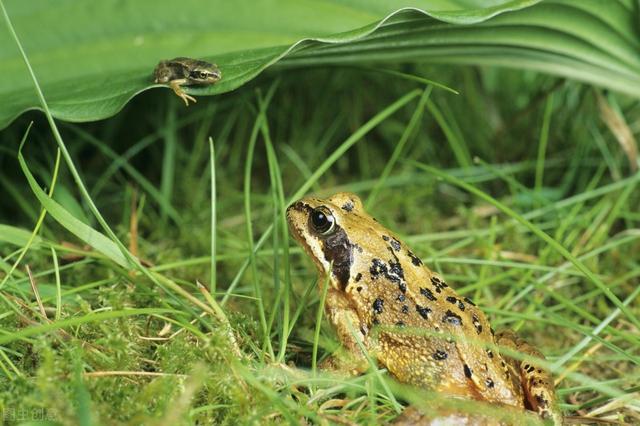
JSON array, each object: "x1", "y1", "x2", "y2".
[
  {"x1": 495, "y1": 330, "x2": 562, "y2": 425},
  {"x1": 169, "y1": 79, "x2": 197, "y2": 106}
]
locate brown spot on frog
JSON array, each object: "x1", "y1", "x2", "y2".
[{"x1": 287, "y1": 192, "x2": 562, "y2": 425}]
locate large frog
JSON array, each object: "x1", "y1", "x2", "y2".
[{"x1": 286, "y1": 192, "x2": 562, "y2": 425}]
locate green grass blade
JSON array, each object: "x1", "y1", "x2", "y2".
[
  {"x1": 209, "y1": 137, "x2": 217, "y2": 294},
  {"x1": 0, "y1": 125, "x2": 61, "y2": 289},
  {"x1": 17, "y1": 144, "x2": 129, "y2": 268},
  {"x1": 535, "y1": 93, "x2": 554, "y2": 195}
]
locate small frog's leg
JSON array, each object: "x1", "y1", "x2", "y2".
[
  {"x1": 495, "y1": 330, "x2": 562, "y2": 425},
  {"x1": 168, "y1": 79, "x2": 197, "y2": 106},
  {"x1": 321, "y1": 289, "x2": 373, "y2": 375}
]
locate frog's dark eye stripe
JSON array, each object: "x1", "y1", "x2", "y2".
[{"x1": 310, "y1": 207, "x2": 335, "y2": 235}]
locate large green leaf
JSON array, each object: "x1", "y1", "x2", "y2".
[{"x1": 1, "y1": 0, "x2": 639, "y2": 130}]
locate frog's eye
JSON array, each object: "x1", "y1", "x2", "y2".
[
  {"x1": 310, "y1": 207, "x2": 335, "y2": 235},
  {"x1": 190, "y1": 70, "x2": 207, "y2": 79}
]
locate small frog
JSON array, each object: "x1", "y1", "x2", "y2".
[
  {"x1": 287, "y1": 193, "x2": 562, "y2": 425},
  {"x1": 153, "y1": 57, "x2": 221, "y2": 106}
]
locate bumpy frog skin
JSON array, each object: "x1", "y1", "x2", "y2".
[{"x1": 287, "y1": 192, "x2": 562, "y2": 424}]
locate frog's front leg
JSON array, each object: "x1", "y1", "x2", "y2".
[
  {"x1": 168, "y1": 79, "x2": 197, "y2": 106},
  {"x1": 494, "y1": 330, "x2": 562, "y2": 425},
  {"x1": 321, "y1": 288, "x2": 374, "y2": 375}
]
